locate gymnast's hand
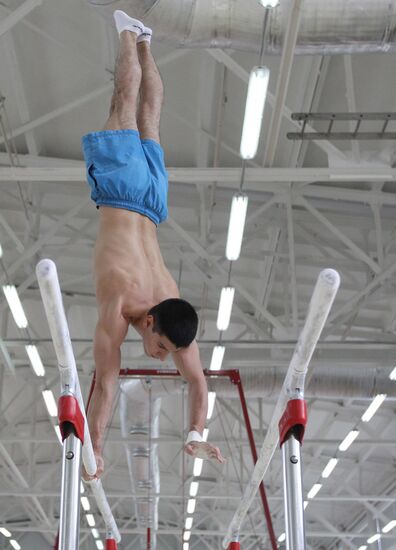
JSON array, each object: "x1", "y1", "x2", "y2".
[
  {"x1": 184, "y1": 441, "x2": 226, "y2": 463},
  {"x1": 82, "y1": 454, "x2": 105, "y2": 481}
]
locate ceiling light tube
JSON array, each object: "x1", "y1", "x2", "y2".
[
  {"x1": 187, "y1": 499, "x2": 196, "y2": 514},
  {"x1": 382, "y1": 520, "x2": 396, "y2": 533},
  {"x1": 361, "y1": 394, "x2": 386, "y2": 422},
  {"x1": 367, "y1": 534, "x2": 381, "y2": 544},
  {"x1": 91, "y1": 528, "x2": 99, "y2": 539},
  {"x1": 240, "y1": 66, "x2": 270, "y2": 160},
  {"x1": 183, "y1": 531, "x2": 191, "y2": 542},
  {"x1": 193, "y1": 458, "x2": 203, "y2": 477},
  {"x1": 389, "y1": 367, "x2": 396, "y2": 380},
  {"x1": 225, "y1": 194, "x2": 249, "y2": 261},
  {"x1": 2, "y1": 285, "x2": 28, "y2": 328},
  {"x1": 185, "y1": 517, "x2": 193, "y2": 530},
  {"x1": 207, "y1": 392, "x2": 216, "y2": 419},
  {"x1": 321, "y1": 458, "x2": 338, "y2": 479},
  {"x1": 202, "y1": 428, "x2": 209, "y2": 442},
  {"x1": 357, "y1": 546, "x2": 367, "y2": 550},
  {"x1": 10, "y1": 541, "x2": 21, "y2": 550},
  {"x1": 189, "y1": 481, "x2": 199, "y2": 497},
  {"x1": 86, "y1": 514, "x2": 95, "y2": 527},
  {"x1": 183, "y1": 544, "x2": 189, "y2": 550},
  {"x1": 25, "y1": 344, "x2": 45, "y2": 376},
  {"x1": 0, "y1": 243, "x2": 3, "y2": 258},
  {"x1": 42, "y1": 390, "x2": 58, "y2": 417},
  {"x1": 96, "y1": 542, "x2": 104, "y2": 550},
  {"x1": 54, "y1": 425, "x2": 62, "y2": 444},
  {"x1": 0, "y1": 528, "x2": 11, "y2": 537},
  {"x1": 209, "y1": 346, "x2": 225, "y2": 371},
  {"x1": 338, "y1": 429, "x2": 359, "y2": 452},
  {"x1": 307, "y1": 483, "x2": 322, "y2": 499},
  {"x1": 217, "y1": 287, "x2": 235, "y2": 331},
  {"x1": 81, "y1": 496, "x2": 90, "y2": 511},
  {"x1": 277, "y1": 533, "x2": 286, "y2": 542},
  {"x1": 259, "y1": 0, "x2": 280, "y2": 6},
  {"x1": 303, "y1": 501, "x2": 308, "y2": 510}
]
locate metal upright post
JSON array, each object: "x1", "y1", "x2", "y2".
[
  {"x1": 59, "y1": 431, "x2": 82, "y2": 550},
  {"x1": 279, "y1": 399, "x2": 307, "y2": 550}
]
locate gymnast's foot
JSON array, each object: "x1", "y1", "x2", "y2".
[
  {"x1": 82, "y1": 454, "x2": 105, "y2": 481},
  {"x1": 184, "y1": 441, "x2": 226, "y2": 463},
  {"x1": 113, "y1": 10, "x2": 144, "y2": 37}
]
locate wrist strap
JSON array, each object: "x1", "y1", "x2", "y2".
[{"x1": 186, "y1": 430, "x2": 203, "y2": 445}]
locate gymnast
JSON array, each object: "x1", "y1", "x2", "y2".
[{"x1": 81, "y1": 10, "x2": 225, "y2": 478}]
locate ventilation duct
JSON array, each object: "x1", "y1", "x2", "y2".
[{"x1": 87, "y1": 0, "x2": 396, "y2": 55}]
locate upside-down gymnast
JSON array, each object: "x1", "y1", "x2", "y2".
[{"x1": 81, "y1": 10, "x2": 225, "y2": 479}]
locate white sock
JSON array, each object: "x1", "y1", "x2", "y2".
[
  {"x1": 137, "y1": 26, "x2": 152, "y2": 44},
  {"x1": 113, "y1": 10, "x2": 144, "y2": 37}
]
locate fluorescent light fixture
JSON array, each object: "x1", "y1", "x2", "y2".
[
  {"x1": 357, "y1": 546, "x2": 367, "y2": 550},
  {"x1": 225, "y1": 194, "x2": 249, "y2": 261},
  {"x1": 217, "y1": 286, "x2": 235, "y2": 331},
  {"x1": 183, "y1": 544, "x2": 189, "y2": 550},
  {"x1": 240, "y1": 66, "x2": 270, "y2": 160},
  {"x1": 91, "y1": 528, "x2": 99, "y2": 538},
  {"x1": 96, "y1": 542, "x2": 104, "y2": 550},
  {"x1": 193, "y1": 458, "x2": 203, "y2": 477},
  {"x1": 303, "y1": 501, "x2": 308, "y2": 510},
  {"x1": 189, "y1": 481, "x2": 199, "y2": 497},
  {"x1": 80, "y1": 482, "x2": 85, "y2": 494},
  {"x1": 187, "y1": 499, "x2": 196, "y2": 514},
  {"x1": 81, "y1": 496, "x2": 90, "y2": 511},
  {"x1": 86, "y1": 514, "x2": 95, "y2": 527},
  {"x1": 321, "y1": 458, "x2": 338, "y2": 479},
  {"x1": 209, "y1": 346, "x2": 225, "y2": 371},
  {"x1": 361, "y1": 394, "x2": 386, "y2": 422},
  {"x1": 42, "y1": 390, "x2": 58, "y2": 417},
  {"x1": 25, "y1": 345, "x2": 45, "y2": 376},
  {"x1": 10, "y1": 541, "x2": 21, "y2": 550},
  {"x1": 3, "y1": 285, "x2": 28, "y2": 328},
  {"x1": 185, "y1": 517, "x2": 193, "y2": 530},
  {"x1": 278, "y1": 533, "x2": 286, "y2": 542},
  {"x1": 259, "y1": 0, "x2": 280, "y2": 6},
  {"x1": 54, "y1": 425, "x2": 62, "y2": 444},
  {"x1": 0, "y1": 243, "x2": 3, "y2": 258},
  {"x1": 202, "y1": 428, "x2": 209, "y2": 442},
  {"x1": 339, "y1": 429, "x2": 359, "y2": 452},
  {"x1": 183, "y1": 531, "x2": 191, "y2": 542},
  {"x1": 382, "y1": 520, "x2": 396, "y2": 533},
  {"x1": 207, "y1": 392, "x2": 216, "y2": 419},
  {"x1": 390, "y1": 367, "x2": 396, "y2": 380},
  {"x1": 0, "y1": 528, "x2": 11, "y2": 537},
  {"x1": 367, "y1": 534, "x2": 381, "y2": 544},
  {"x1": 307, "y1": 483, "x2": 322, "y2": 499}
]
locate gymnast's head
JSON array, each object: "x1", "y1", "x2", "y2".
[{"x1": 142, "y1": 298, "x2": 198, "y2": 361}]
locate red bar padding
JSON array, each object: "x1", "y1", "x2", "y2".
[
  {"x1": 279, "y1": 399, "x2": 307, "y2": 446},
  {"x1": 106, "y1": 540, "x2": 117, "y2": 550},
  {"x1": 58, "y1": 395, "x2": 85, "y2": 443},
  {"x1": 228, "y1": 543, "x2": 240, "y2": 549}
]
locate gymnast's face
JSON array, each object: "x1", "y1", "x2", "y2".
[{"x1": 142, "y1": 315, "x2": 178, "y2": 361}]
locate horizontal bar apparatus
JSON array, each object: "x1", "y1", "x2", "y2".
[
  {"x1": 36, "y1": 258, "x2": 121, "y2": 543},
  {"x1": 222, "y1": 268, "x2": 340, "y2": 549}
]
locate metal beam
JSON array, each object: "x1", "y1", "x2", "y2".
[{"x1": 0, "y1": 0, "x2": 42, "y2": 38}]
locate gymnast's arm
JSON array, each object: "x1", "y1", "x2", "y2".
[
  {"x1": 86, "y1": 306, "x2": 129, "y2": 477},
  {"x1": 172, "y1": 340, "x2": 225, "y2": 463}
]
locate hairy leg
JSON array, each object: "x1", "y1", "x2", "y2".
[
  {"x1": 136, "y1": 41, "x2": 164, "y2": 142},
  {"x1": 105, "y1": 31, "x2": 142, "y2": 130}
]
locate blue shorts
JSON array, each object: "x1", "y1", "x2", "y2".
[{"x1": 81, "y1": 129, "x2": 168, "y2": 225}]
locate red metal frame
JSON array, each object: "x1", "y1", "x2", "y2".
[
  {"x1": 105, "y1": 539, "x2": 117, "y2": 550},
  {"x1": 86, "y1": 368, "x2": 277, "y2": 550},
  {"x1": 279, "y1": 399, "x2": 307, "y2": 447}
]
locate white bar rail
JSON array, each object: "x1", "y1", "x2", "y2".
[
  {"x1": 36, "y1": 258, "x2": 121, "y2": 543},
  {"x1": 223, "y1": 268, "x2": 340, "y2": 549}
]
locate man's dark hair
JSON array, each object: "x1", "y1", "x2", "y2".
[{"x1": 148, "y1": 298, "x2": 198, "y2": 348}]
